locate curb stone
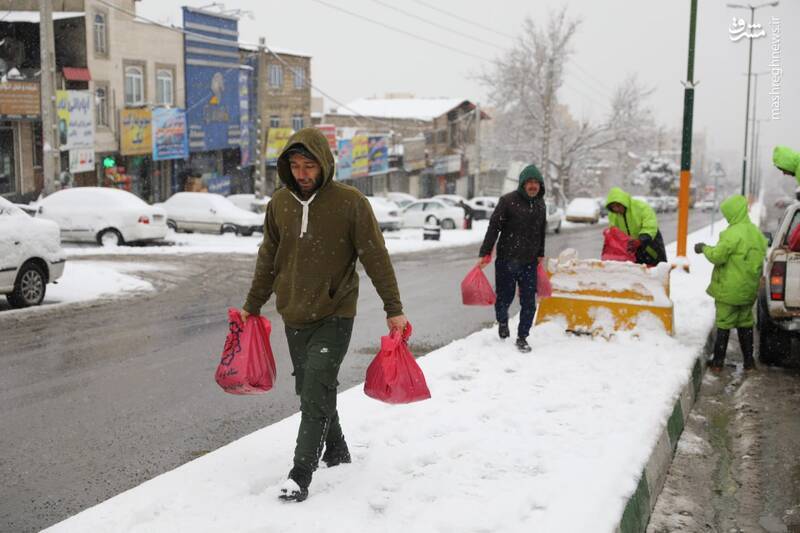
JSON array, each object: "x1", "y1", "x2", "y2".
[{"x1": 614, "y1": 353, "x2": 706, "y2": 533}]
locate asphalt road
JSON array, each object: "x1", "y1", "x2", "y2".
[{"x1": 0, "y1": 210, "x2": 704, "y2": 532}]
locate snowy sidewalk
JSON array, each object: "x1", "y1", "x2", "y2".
[{"x1": 45, "y1": 221, "x2": 728, "y2": 533}]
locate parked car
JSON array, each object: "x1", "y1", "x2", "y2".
[
  {"x1": 695, "y1": 199, "x2": 718, "y2": 213},
  {"x1": 366, "y1": 196, "x2": 403, "y2": 231},
  {"x1": 13, "y1": 202, "x2": 38, "y2": 216},
  {"x1": 665, "y1": 196, "x2": 679, "y2": 212},
  {"x1": 36, "y1": 187, "x2": 168, "y2": 246},
  {"x1": 156, "y1": 192, "x2": 264, "y2": 236},
  {"x1": 594, "y1": 197, "x2": 609, "y2": 218},
  {"x1": 433, "y1": 194, "x2": 468, "y2": 207},
  {"x1": 545, "y1": 200, "x2": 563, "y2": 233},
  {"x1": 227, "y1": 193, "x2": 270, "y2": 214},
  {"x1": 758, "y1": 202, "x2": 800, "y2": 365},
  {"x1": 565, "y1": 197, "x2": 601, "y2": 224},
  {"x1": 466, "y1": 195, "x2": 499, "y2": 221},
  {"x1": 0, "y1": 197, "x2": 66, "y2": 308},
  {"x1": 401, "y1": 199, "x2": 464, "y2": 230},
  {"x1": 385, "y1": 192, "x2": 417, "y2": 209}
]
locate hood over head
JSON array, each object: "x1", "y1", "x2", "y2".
[
  {"x1": 605, "y1": 186, "x2": 631, "y2": 210},
  {"x1": 277, "y1": 128, "x2": 336, "y2": 195},
  {"x1": 720, "y1": 194, "x2": 748, "y2": 225},
  {"x1": 773, "y1": 146, "x2": 800, "y2": 177},
  {"x1": 517, "y1": 164, "x2": 546, "y2": 198}
]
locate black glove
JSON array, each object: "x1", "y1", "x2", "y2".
[
  {"x1": 638, "y1": 234, "x2": 652, "y2": 247},
  {"x1": 694, "y1": 242, "x2": 706, "y2": 254}
]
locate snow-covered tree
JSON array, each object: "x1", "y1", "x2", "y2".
[{"x1": 631, "y1": 157, "x2": 679, "y2": 195}]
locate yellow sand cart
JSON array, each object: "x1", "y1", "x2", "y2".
[{"x1": 534, "y1": 250, "x2": 674, "y2": 335}]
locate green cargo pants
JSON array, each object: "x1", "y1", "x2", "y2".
[
  {"x1": 285, "y1": 316, "x2": 354, "y2": 475},
  {"x1": 714, "y1": 301, "x2": 755, "y2": 329}
]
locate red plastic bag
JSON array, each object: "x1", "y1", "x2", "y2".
[
  {"x1": 789, "y1": 224, "x2": 800, "y2": 252},
  {"x1": 215, "y1": 308, "x2": 277, "y2": 395},
  {"x1": 602, "y1": 227, "x2": 637, "y2": 262},
  {"x1": 364, "y1": 323, "x2": 431, "y2": 404},
  {"x1": 461, "y1": 265, "x2": 496, "y2": 305},
  {"x1": 536, "y1": 263, "x2": 552, "y2": 298}
]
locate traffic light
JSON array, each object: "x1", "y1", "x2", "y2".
[{"x1": 103, "y1": 156, "x2": 116, "y2": 169}]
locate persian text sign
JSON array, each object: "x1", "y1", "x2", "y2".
[
  {"x1": 352, "y1": 135, "x2": 369, "y2": 178},
  {"x1": 56, "y1": 90, "x2": 94, "y2": 150},
  {"x1": 0, "y1": 82, "x2": 40, "y2": 118},
  {"x1": 120, "y1": 108, "x2": 153, "y2": 155},
  {"x1": 152, "y1": 108, "x2": 188, "y2": 161}
]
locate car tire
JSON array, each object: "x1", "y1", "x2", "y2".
[
  {"x1": 7, "y1": 261, "x2": 46, "y2": 308},
  {"x1": 97, "y1": 228, "x2": 124, "y2": 247},
  {"x1": 555, "y1": 222, "x2": 561, "y2": 234},
  {"x1": 240, "y1": 229, "x2": 254, "y2": 237},
  {"x1": 220, "y1": 224, "x2": 238, "y2": 235},
  {"x1": 441, "y1": 219, "x2": 456, "y2": 230},
  {"x1": 758, "y1": 301, "x2": 789, "y2": 366},
  {"x1": 167, "y1": 219, "x2": 178, "y2": 231}
]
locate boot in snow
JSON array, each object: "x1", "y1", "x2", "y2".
[
  {"x1": 322, "y1": 438, "x2": 351, "y2": 468},
  {"x1": 709, "y1": 328, "x2": 730, "y2": 371},
  {"x1": 279, "y1": 466, "x2": 311, "y2": 502},
  {"x1": 515, "y1": 337, "x2": 532, "y2": 353},
  {"x1": 498, "y1": 322, "x2": 510, "y2": 339},
  {"x1": 738, "y1": 327, "x2": 756, "y2": 371}
]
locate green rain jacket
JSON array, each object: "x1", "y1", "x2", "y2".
[
  {"x1": 605, "y1": 187, "x2": 659, "y2": 239},
  {"x1": 773, "y1": 146, "x2": 800, "y2": 186},
  {"x1": 702, "y1": 195, "x2": 768, "y2": 306},
  {"x1": 243, "y1": 128, "x2": 403, "y2": 328}
]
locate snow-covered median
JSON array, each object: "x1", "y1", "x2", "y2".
[
  {"x1": 62, "y1": 221, "x2": 491, "y2": 257},
  {"x1": 45, "y1": 214, "x2": 730, "y2": 532}
]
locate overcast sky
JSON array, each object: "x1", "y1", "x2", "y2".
[{"x1": 138, "y1": 0, "x2": 797, "y2": 181}]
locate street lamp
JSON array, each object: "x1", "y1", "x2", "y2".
[{"x1": 726, "y1": 1, "x2": 779, "y2": 196}]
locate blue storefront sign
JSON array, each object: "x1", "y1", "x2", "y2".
[
  {"x1": 182, "y1": 7, "x2": 242, "y2": 153},
  {"x1": 152, "y1": 108, "x2": 188, "y2": 160}
]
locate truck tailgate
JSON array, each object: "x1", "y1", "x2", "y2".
[{"x1": 785, "y1": 253, "x2": 800, "y2": 308}]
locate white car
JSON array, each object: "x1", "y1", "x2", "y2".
[
  {"x1": 385, "y1": 192, "x2": 417, "y2": 209},
  {"x1": 545, "y1": 200, "x2": 563, "y2": 233},
  {"x1": 366, "y1": 196, "x2": 403, "y2": 232},
  {"x1": 466, "y1": 195, "x2": 499, "y2": 221},
  {"x1": 433, "y1": 194, "x2": 468, "y2": 207},
  {"x1": 227, "y1": 193, "x2": 270, "y2": 214},
  {"x1": 401, "y1": 199, "x2": 465, "y2": 230},
  {"x1": 156, "y1": 192, "x2": 264, "y2": 236},
  {"x1": 36, "y1": 187, "x2": 168, "y2": 246},
  {"x1": 0, "y1": 197, "x2": 66, "y2": 308},
  {"x1": 565, "y1": 197, "x2": 601, "y2": 224}
]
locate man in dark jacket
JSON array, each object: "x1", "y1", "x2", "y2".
[
  {"x1": 477, "y1": 164, "x2": 547, "y2": 353},
  {"x1": 241, "y1": 128, "x2": 408, "y2": 502}
]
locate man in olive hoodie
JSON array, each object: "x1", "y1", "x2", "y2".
[
  {"x1": 241, "y1": 128, "x2": 407, "y2": 502},
  {"x1": 694, "y1": 195, "x2": 767, "y2": 371},
  {"x1": 477, "y1": 164, "x2": 547, "y2": 353}
]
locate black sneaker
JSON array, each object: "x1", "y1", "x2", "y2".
[
  {"x1": 322, "y1": 441, "x2": 351, "y2": 468},
  {"x1": 708, "y1": 357, "x2": 724, "y2": 372},
  {"x1": 278, "y1": 466, "x2": 311, "y2": 502},
  {"x1": 515, "y1": 338, "x2": 532, "y2": 353},
  {"x1": 498, "y1": 322, "x2": 510, "y2": 339},
  {"x1": 743, "y1": 358, "x2": 757, "y2": 371}
]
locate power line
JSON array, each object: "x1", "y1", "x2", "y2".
[
  {"x1": 409, "y1": 0, "x2": 514, "y2": 39},
  {"x1": 308, "y1": 0, "x2": 493, "y2": 62}
]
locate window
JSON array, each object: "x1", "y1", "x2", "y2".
[
  {"x1": 268, "y1": 64, "x2": 283, "y2": 88},
  {"x1": 156, "y1": 69, "x2": 174, "y2": 106},
  {"x1": 293, "y1": 67, "x2": 305, "y2": 89},
  {"x1": 124, "y1": 66, "x2": 144, "y2": 106},
  {"x1": 93, "y1": 12, "x2": 107, "y2": 55},
  {"x1": 292, "y1": 115, "x2": 304, "y2": 131},
  {"x1": 269, "y1": 115, "x2": 280, "y2": 128},
  {"x1": 95, "y1": 85, "x2": 108, "y2": 126}
]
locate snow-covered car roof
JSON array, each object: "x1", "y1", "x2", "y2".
[{"x1": 39, "y1": 187, "x2": 151, "y2": 208}]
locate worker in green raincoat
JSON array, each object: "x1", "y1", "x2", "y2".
[
  {"x1": 773, "y1": 146, "x2": 800, "y2": 187},
  {"x1": 605, "y1": 187, "x2": 667, "y2": 266},
  {"x1": 694, "y1": 195, "x2": 767, "y2": 371}
]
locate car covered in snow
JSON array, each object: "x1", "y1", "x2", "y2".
[
  {"x1": 366, "y1": 196, "x2": 403, "y2": 232},
  {"x1": 401, "y1": 199, "x2": 464, "y2": 230},
  {"x1": 0, "y1": 196, "x2": 66, "y2": 308},
  {"x1": 433, "y1": 194, "x2": 468, "y2": 207},
  {"x1": 565, "y1": 197, "x2": 601, "y2": 224},
  {"x1": 545, "y1": 200, "x2": 563, "y2": 233},
  {"x1": 155, "y1": 192, "x2": 264, "y2": 236},
  {"x1": 35, "y1": 187, "x2": 168, "y2": 246},
  {"x1": 466, "y1": 196, "x2": 499, "y2": 221},
  {"x1": 758, "y1": 202, "x2": 800, "y2": 365},
  {"x1": 385, "y1": 192, "x2": 417, "y2": 209},
  {"x1": 227, "y1": 193, "x2": 270, "y2": 214}
]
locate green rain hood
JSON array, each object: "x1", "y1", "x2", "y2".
[
  {"x1": 605, "y1": 187, "x2": 659, "y2": 239},
  {"x1": 702, "y1": 195, "x2": 768, "y2": 306},
  {"x1": 773, "y1": 146, "x2": 800, "y2": 185}
]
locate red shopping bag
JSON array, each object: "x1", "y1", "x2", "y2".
[
  {"x1": 364, "y1": 323, "x2": 431, "y2": 404},
  {"x1": 461, "y1": 265, "x2": 496, "y2": 305},
  {"x1": 215, "y1": 308, "x2": 277, "y2": 395},
  {"x1": 788, "y1": 224, "x2": 800, "y2": 252},
  {"x1": 601, "y1": 227, "x2": 637, "y2": 262},
  {"x1": 536, "y1": 263, "x2": 552, "y2": 298}
]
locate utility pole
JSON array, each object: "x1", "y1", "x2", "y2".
[
  {"x1": 39, "y1": 0, "x2": 59, "y2": 196},
  {"x1": 541, "y1": 57, "x2": 555, "y2": 199},
  {"x1": 474, "y1": 102, "x2": 480, "y2": 197},
  {"x1": 676, "y1": 0, "x2": 698, "y2": 259},
  {"x1": 747, "y1": 71, "x2": 767, "y2": 198},
  {"x1": 256, "y1": 37, "x2": 268, "y2": 197}
]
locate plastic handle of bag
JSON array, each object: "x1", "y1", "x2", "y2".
[{"x1": 390, "y1": 321, "x2": 412, "y2": 343}]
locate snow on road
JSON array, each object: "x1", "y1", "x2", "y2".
[{"x1": 44, "y1": 216, "x2": 732, "y2": 532}]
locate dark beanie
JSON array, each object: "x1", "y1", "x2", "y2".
[{"x1": 284, "y1": 143, "x2": 319, "y2": 164}]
